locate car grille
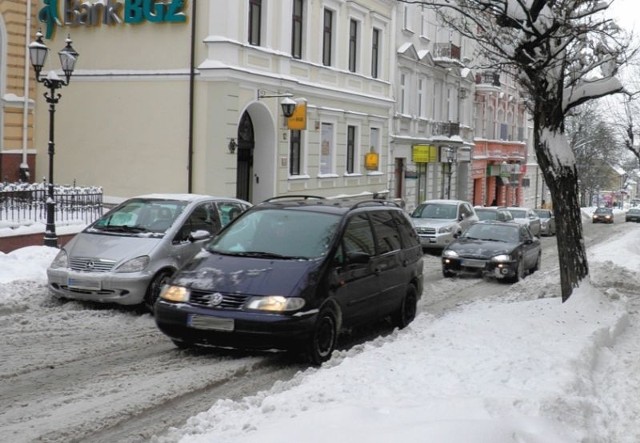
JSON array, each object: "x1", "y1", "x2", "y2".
[
  {"x1": 69, "y1": 257, "x2": 117, "y2": 272},
  {"x1": 189, "y1": 290, "x2": 249, "y2": 309},
  {"x1": 416, "y1": 227, "x2": 436, "y2": 235}
]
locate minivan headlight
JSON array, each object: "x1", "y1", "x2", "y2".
[
  {"x1": 491, "y1": 254, "x2": 512, "y2": 263},
  {"x1": 115, "y1": 256, "x2": 150, "y2": 273},
  {"x1": 49, "y1": 249, "x2": 68, "y2": 269},
  {"x1": 160, "y1": 285, "x2": 190, "y2": 302},
  {"x1": 246, "y1": 296, "x2": 305, "y2": 312}
]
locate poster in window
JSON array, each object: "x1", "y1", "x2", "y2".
[{"x1": 320, "y1": 123, "x2": 333, "y2": 174}]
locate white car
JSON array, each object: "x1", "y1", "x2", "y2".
[
  {"x1": 410, "y1": 199, "x2": 479, "y2": 250},
  {"x1": 47, "y1": 194, "x2": 251, "y2": 312},
  {"x1": 503, "y1": 206, "x2": 541, "y2": 237}
]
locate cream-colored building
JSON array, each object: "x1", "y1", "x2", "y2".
[
  {"x1": 31, "y1": 0, "x2": 396, "y2": 203},
  {"x1": 0, "y1": 0, "x2": 38, "y2": 183}
]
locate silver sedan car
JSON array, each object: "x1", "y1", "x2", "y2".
[{"x1": 47, "y1": 194, "x2": 251, "y2": 312}]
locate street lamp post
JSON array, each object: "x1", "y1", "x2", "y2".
[
  {"x1": 29, "y1": 32, "x2": 79, "y2": 247},
  {"x1": 444, "y1": 147, "x2": 456, "y2": 199}
]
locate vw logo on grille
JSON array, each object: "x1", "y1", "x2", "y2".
[
  {"x1": 85, "y1": 260, "x2": 95, "y2": 270},
  {"x1": 203, "y1": 292, "x2": 224, "y2": 307}
]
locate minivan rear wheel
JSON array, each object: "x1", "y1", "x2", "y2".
[
  {"x1": 305, "y1": 308, "x2": 338, "y2": 366},
  {"x1": 393, "y1": 285, "x2": 417, "y2": 329}
]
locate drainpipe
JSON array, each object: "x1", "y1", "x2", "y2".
[
  {"x1": 187, "y1": 0, "x2": 197, "y2": 193},
  {"x1": 20, "y1": 0, "x2": 33, "y2": 182}
]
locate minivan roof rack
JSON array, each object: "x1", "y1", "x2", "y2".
[
  {"x1": 262, "y1": 195, "x2": 327, "y2": 202},
  {"x1": 350, "y1": 199, "x2": 401, "y2": 209}
]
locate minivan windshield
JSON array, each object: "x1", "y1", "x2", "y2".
[
  {"x1": 412, "y1": 203, "x2": 457, "y2": 219},
  {"x1": 91, "y1": 199, "x2": 188, "y2": 234},
  {"x1": 207, "y1": 209, "x2": 340, "y2": 259}
]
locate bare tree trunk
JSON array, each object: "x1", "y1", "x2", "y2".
[{"x1": 535, "y1": 129, "x2": 589, "y2": 302}]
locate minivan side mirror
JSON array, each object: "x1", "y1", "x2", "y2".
[
  {"x1": 189, "y1": 229, "x2": 212, "y2": 242},
  {"x1": 346, "y1": 251, "x2": 370, "y2": 264}
]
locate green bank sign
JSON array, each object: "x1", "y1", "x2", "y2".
[{"x1": 39, "y1": 0, "x2": 187, "y2": 39}]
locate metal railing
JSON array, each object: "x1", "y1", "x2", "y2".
[{"x1": 0, "y1": 182, "x2": 103, "y2": 226}]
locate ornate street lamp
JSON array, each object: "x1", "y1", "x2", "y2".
[
  {"x1": 29, "y1": 32, "x2": 79, "y2": 247},
  {"x1": 444, "y1": 147, "x2": 456, "y2": 199}
]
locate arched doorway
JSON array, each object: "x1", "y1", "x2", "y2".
[{"x1": 236, "y1": 112, "x2": 254, "y2": 202}]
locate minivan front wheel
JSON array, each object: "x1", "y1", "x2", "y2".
[
  {"x1": 144, "y1": 271, "x2": 173, "y2": 314},
  {"x1": 393, "y1": 285, "x2": 418, "y2": 329},
  {"x1": 305, "y1": 308, "x2": 338, "y2": 366}
]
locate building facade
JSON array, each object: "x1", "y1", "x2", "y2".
[
  {"x1": 19, "y1": 0, "x2": 542, "y2": 209},
  {"x1": 390, "y1": 3, "x2": 476, "y2": 212},
  {"x1": 472, "y1": 69, "x2": 530, "y2": 207},
  {"x1": 0, "y1": 0, "x2": 38, "y2": 183},
  {"x1": 30, "y1": 0, "x2": 396, "y2": 203}
]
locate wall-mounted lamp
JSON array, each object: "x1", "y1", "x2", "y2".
[
  {"x1": 257, "y1": 89, "x2": 297, "y2": 118},
  {"x1": 228, "y1": 138, "x2": 237, "y2": 154}
]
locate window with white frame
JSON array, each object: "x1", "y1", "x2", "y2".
[
  {"x1": 420, "y1": 5, "x2": 428, "y2": 37},
  {"x1": 322, "y1": 8, "x2": 334, "y2": 66},
  {"x1": 320, "y1": 123, "x2": 334, "y2": 174},
  {"x1": 369, "y1": 127, "x2": 380, "y2": 171},
  {"x1": 291, "y1": 0, "x2": 304, "y2": 59},
  {"x1": 371, "y1": 28, "x2": 380, "y2": 78},
  {"x1": 346, "y1": 125, "x2": 357, "y2": 174},
  {"x1": 403, "y1": 5, "x2": 409, "y2": 30},
  {"x1": 418, "y1": 78, "x2": 424, "y2": 118},
  {"x1": 248, "y1": 0, "x2": 262, "y2": 46},
  {"x1": 290, "y1": 129, "x2": 303, "y2": 175},
  {"x1": 400, "y1": 73, "x2": 406, "y2": 114},
  {"x1": 348, "y1": 19, "x2": 359, "y2": 72}
]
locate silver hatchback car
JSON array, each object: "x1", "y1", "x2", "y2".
[
  {"x1": 410, "y1": 199, "x2": 479, "y2": 250},
  {"x1": 47, "y1": 194, "x2": 251, "y2": 311}
]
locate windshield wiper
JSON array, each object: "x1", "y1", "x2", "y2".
[
  {"x1": 97, "y1": 225, "x2": 149, "y2": 233},
  {"x1": 225, "y1": 251, "x2": 307, "y2": 260}
]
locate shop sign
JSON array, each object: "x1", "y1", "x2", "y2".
[
  {"x1": 287, "y1": 100, "x2": 307, "y2": 130},
  {"x1": 39, "y1": 0, "x2": 188, "y2": 39},
  {"x1": 365, "y1": 151, "x2": 379, "y2": 170},
  {"x1": 412, "y1": 144, "x2": 438, "y2": 163}
]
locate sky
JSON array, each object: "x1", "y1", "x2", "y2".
[{"x1": 1, "y1": 208, "x2": 639, "y2": 442}]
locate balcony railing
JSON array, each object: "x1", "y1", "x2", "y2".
[
  {"x1": 434, "y1": 43, "x2": 461, "y2": 61},
  {"x1": 475, "y1": 71, "x2": 501, "y2": 86},
  {"x1": 433, "y1": 121, "x2": 460, "y2": 137}
]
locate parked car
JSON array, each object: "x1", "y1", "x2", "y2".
[
  {"x1": 592, "y1": 207, "x2": 614, "y2": 224},
  {"x1": 154, "y1": 196, "x2": 424, "y2": 365},
  {"x1": 441, "y1": 220, "x2": 541, "y2": 282},
  {"x1": 475, "y1": 207, "x2": 514, "y2": 222},
  {"x1": 533, "y1": 209, "x2": 556, "y2": 236},
  {"x1": 625, "y1": 208, "x2": 640, "y2": 223},
  {"x1": 410, "y1": 199, "x2": 479, "y2": 251},
  {"x1": 503, "y1": 206, "x2": 541, "y2": 237},
  {"x1": 47, "y1": 194, "x2": 251, "y2": 311}
]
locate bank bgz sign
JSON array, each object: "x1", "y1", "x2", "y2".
[{"x1": 39, "y1": 0, "x2": 187, "y2": 39}]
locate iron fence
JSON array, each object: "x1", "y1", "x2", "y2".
[{"x1": 0, "y1": 182, "x2": 103, "y2": 226}]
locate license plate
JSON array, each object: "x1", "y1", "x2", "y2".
[
  {"x1": 462, "y1": 259, "x2": 485, "y2": 268},
  {"x1": 67, "y1": 278, "x2": 101, "y2": 290},
  {"x1": 188, "y1": 315, "x2": 234, "y2": 331}
]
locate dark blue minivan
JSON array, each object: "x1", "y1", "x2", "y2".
[{"x1": 154, "y1": 196, "x2": 424, "y2": 364}]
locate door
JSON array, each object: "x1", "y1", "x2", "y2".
[
  {"x1": 236, "y1": 112, "x2": 254, "y2": 202},
  {"x1": 369, "y1": 210, "x2": 405, "y2": 317},
  {"x1": 332, "y1": 213, "x2": 379, "y2": 326},
  {"x1": 170, "y1": 202, "x2": 221, "y2": 267}
]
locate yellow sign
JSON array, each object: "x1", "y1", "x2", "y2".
[
  {"x1": 287, "y1": 100, "x2": 307, "y2": 130},
  {"x1": 412, "y1": 145, "x2": 438, "y2": 163},
  {"x1": 365, "y1": 152, "x2": 379, "y2": 170}
]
